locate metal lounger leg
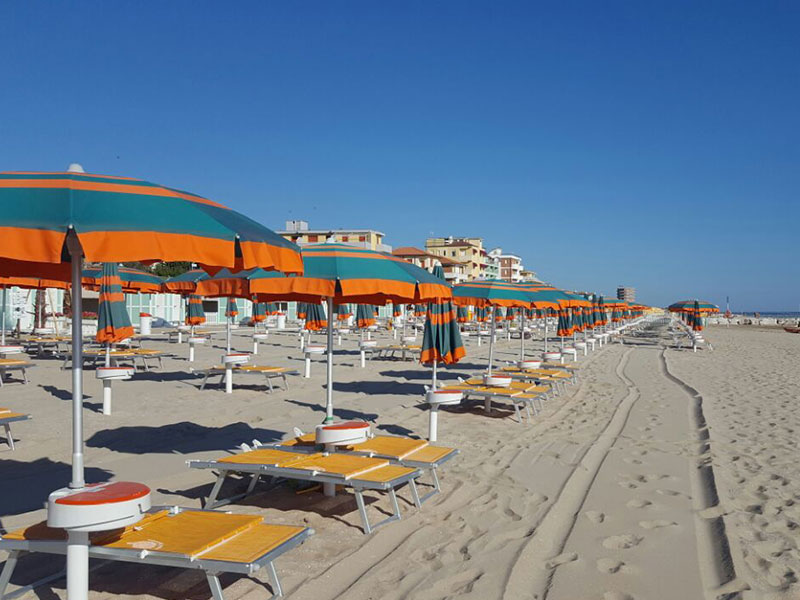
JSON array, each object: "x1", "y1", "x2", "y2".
[
  {"x1": 416, "y1": 468, "x2": 439, "y2": 504},
  {"x1": 0, "y1": 369, "x2": 4, "y2": 387},
  {"x1": 245, "y1": 473, "x2": 261, "y2": 495},
  {"x1": 22, "y1": 368, "x2": 28, "y2": 384},
  {"x1": 282, "y1": 374, "x2": 289, "y2": 390},
  {"x1": 3, "y1": 423, "x2": 14, "y2": 450},
  {"x1": 206, "y1": 572, "x2": 225, "y2": 600},
  {"x1": 354, "y1": 489, "x2": 372, "y2": 535},
  {"x1": 205, "y1": 472, "x2": 228, "y2": 508},
  {"x1": 266, "y1": 376, "x2": 274, "y2": 393},
  {"x1": 0, "y1": 550, "x2": 19, "y2": 597},
  {"x1": 267, "y1": 561, "x2": 283, "y2": 598},
  {"x1": 200, "y1": 371, "x2": 212, "y2": 391}
]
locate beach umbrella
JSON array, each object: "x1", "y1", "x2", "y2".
[
  {"x1": 266, "y1": 302, "x2": 280, "y2": 315},
  {"x1": 557, "y1": 309, "x2": 571, "y2": 337},
  {"x1": 335, "y1": 303, "x2": 352, "y2": 321},
  {"x1": 691, "y1": 300, "x2": 704, "y2": 331},
  {"x1": 393, "y1": 304, "x2": 403, "y2": 317},
  {"x1": 0, "y1": 167, "x2": 302, "y2": 599},
  {"x1": 668, "y1": 299, "x2": 719, "y2": 314},
  {"x1": 247, "y1": 242, "x2": 451, "y2": 423},
  {"x1": 83, "y1": 265, "x2": 163, "y2": 294},
  {"x1": 421, "y1": 300, "x2": 465, "y2": 442},
  {"x1": 252, "y1": 300, "x2": 267, "y2": 323},
  {"x1": 506, "y1": 307, "x2": 516, "y2": 321},
  {"x1": 186, "y1": 294, "x2": 206, "y2": 325},
  {"x1": 95, "y1": 263, "x2": 135, "y2": 415},
  {"x1": 223, "y1": 298, "x2": 239, "y2": 352},
  {"x1": 476, "y1": 307, "x2": 488, "y2": 322},
  {"x1": 0, "y1": 276, "x2": 69, "y2": 344},
  {"x1": 414, "y1": 304, "x2": 426, "y2": 317},
  {"x1": 304, "y1": 302, "x2": 328, "y2": 331},
  {"x1": 456, "y1": 306, "x2": 469, "y2": 323},
  {"x1": 431, "y1": 264, "x2": 446, "y2": 280},
  {"x1": 162, "y1": 269, "x2": 210, "y2": 294},
  {"x1": 356, "y1": 304, "x2": 376, "y2": 328},
  {"x1": 225, "y1": 297, "x2": 239, "y2": 317}
]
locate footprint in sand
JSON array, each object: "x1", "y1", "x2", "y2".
[
  {"x1": 603, "y1": 592, "x2": 635, "y2": 600},
  {"x1": 585, "y1": 510, "x2": 605, "y2": 524},
  {"x1": 602, "y1": 534, "x2": 643, "y2": 550},
  {"x1": 545, "y1": 552, "x2": 578, "y2": 569},
  {"x1": 638, "y1": 520, "x2": 677, "y2": 530},
  {"x1": 596, "y1": 558, "x2": 625, "y2": 574},
  {"x1": 626, "y1": 498, "x2": 652, "y2": 509}
]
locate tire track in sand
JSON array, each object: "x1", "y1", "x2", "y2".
[{"x1": 504, "y1": 347, "x2": 639, "y2": 599}]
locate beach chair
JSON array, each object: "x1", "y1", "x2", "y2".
[
  {"x1": 197, "y1": 365, "x2": 298, "y2": 393},
  {"x1": 275, "y1": 433, "x2": 459, "y2": 503},
  {"x1": 0, "y1": 506, "x2": 313, "y2": 600},
  {"x1": 0, "y1": 408, "x2": 30, "y2": 450},
  {"x1": 22, "y1": 336, "x2": 71, "y2": 357},
  {"x1": 464, "y1": 377, "x2": 550, "y2": 412},
  {"x1": 499, "y1": 366, "x2": 573, "y2": 393},
  {"x1": 437, "y1": 381, "x2": 540, "y2": 423},
  {"x1": 0, "y1": 359, "x2": 34, "y2": 387},
  {"x1": 188, "y1": 448, "x2": 423, "y2": 534},
  {"x1": 375, "y1": 344, "x2": 422, "y2": 361}
]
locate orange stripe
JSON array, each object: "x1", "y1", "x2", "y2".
[
  {"x1": 99, "y1": 292, "x2": 125, "y2": 302},
  {"x1": 96, "y1": 325, "x2": 134, "y2": 343}
]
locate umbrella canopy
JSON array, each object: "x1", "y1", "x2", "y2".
[
  {"x1": 266, "y1": 302, "x2": 280, "y2": 315},
  {"x1": 476, "y1": 307, "x2": 488, "y2": 322},
  {"x1": 0, "y1": 170, "x2": 303, "y2": 279},
  {"x1": 335, "y1": 303, "x2": 352, "y2": 320},
  {"x1": 431, "y1": 264, "x2": 445, "y2": 280},
  {"x1": 414, "y1": 304, "x2": 426, "y2": 316},
  {"x1": 225, "y1": 298, "x2": 239, "y2": 317},
  {"x1": 557, "y1": 309, "x2": 571, "y2": 337},
  {"x1": 0, "y1": 276, "x2": 69, "y2": 290},
  {"x1": 304, "y1": 302, "x2": 328, "y2": 331},
  {"x1": 494, "y1": 307, "x2": 506, "y2": 321},
  {"x1": 252, "y1": 301, "x2": 267, "y2": 322},
  {"x1": 392, "y1": 304, "x2": 403, "y2": 317},
  {"x1": 668, "y1": 299, "x2": 719, "y2": 314},
  {"x1": 505, "y1": 307, "x2": 516, "y2": 321},
  {"x1": 691, "y1": 300, "x2": 704, "y2": 331},
  {"x1": 186, "y1": 294, "x2": 206, "y2": 325},
  {"x1": 356, "y1": 304, "x2": 376, "y2": 328},
  {"x1": 421, "y1": 301, "x2": 465, "y2": 366},
  {"x1": 456, "y1": 306, "x2": 469, "y2": 323},
  {"x1": 95, "y1": 263, "x2": 134, "y2": 344},
  {"x1": 162, "y1": 269, "x2": 210, "y2": 294},
  {"x1": 296, "y1": 302, "x2": 308, "y2": 320},
  {"x1": 83, "y1": 265, "x2": 163, "y2": 293}
]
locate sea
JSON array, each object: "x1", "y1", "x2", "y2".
[{"x1": 737, "y1": 311, "x2": 800, "y2": 318}]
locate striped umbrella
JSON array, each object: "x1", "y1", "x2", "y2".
[
  {"x1": 414, "y1": 304, "x2": 426, "y2": 317},
  {"x1": 224, "y1": 298, "x2": 238, "y2": 352},
  {"x1": 431, "y1": 264, "x2": 446, "y2": 280},
  {"x1": 476, "y1": 307, "x2": 488, "y2": 322},
  {"x1": 266, "y1": 302, "x2": 280, "y2": 315},
  {"x1": 304, "y1": 302, "x2": 328, "y2": 331},
  {"x1": 296, "y1": 302, "x2": 308, "y2": 320},
  {"x1": 335, "y1": 303, "x2": 352, "y2": 321},
  {"x1": 0, "y1": 168, "x2": 303, "y2": 598},
  {"x1": 83, "y1": 265, "x2": 163, "y2": 293},
  {"x1": 186, "y1": 294, "x2": 206, "y2": 325},
  {"x1": 668, "y1": 300, "x2": 719, "y2": 314},
  {"x1": 494, "y1": 307, "x2": 505, "y2": 322},
  {"x1": 162, "y1": 269, "x2": 210, "y2": 294},
  {"x1": 356, "y1": 304, "x2": 376, "y2": 328},
  {"x1": 393, "y1": 304, "x2": 403, "y2": 317},
  {"x1": 252, "y1": 300, "x2": 267, "y2": 323},
  {"x1": 456, "y1": 306, "x2": 469, "y2": 323},
  {"x1": 96, "y1": 263, "x2": 134, "y2": 347},
  {"x1": 226, "y1": 298, "x2": 239, "y2": 317},
  {"x1": 505, "y1": 307, "x2": 516, "y2": 321},
  {"x1": 557, "y1": 309, "x2": 571, "y2": 337},
  {"x1": 691, "y1": 300, "x2": 704, "y2": 331},
  {"x1": 421, "y1": 301, "x2": 465, "y2": 385}
]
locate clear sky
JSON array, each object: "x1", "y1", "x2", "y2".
[{"x1": 2, "y1": 1, "x2": 798, "y2": 311}]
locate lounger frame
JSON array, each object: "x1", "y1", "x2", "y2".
[
  {"x1": 0, "y1": 506, "x2": 313, "y2": 600},
  {"x1": 198, "y1": 367, "x2": 297, "y2": 393}
]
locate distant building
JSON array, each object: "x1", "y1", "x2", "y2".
[
  {"x1": 392, "y1": 246, "x2": 469, "y2": 284},
  {"x1": 425, "y1": 236, "x2": 486, "y2": 280},
  {"x1": 488, "y1": 247, "x2": 524, "y2": 282},
  {"x1": 277, "y1": 221, "x2": 391, "y2": 252},
  {"x1": 617, "y1": 286, "x2": 636, "y2": 303},
  {"x1": 519, "y1": 269, "x2": 540, "y2": 282}
]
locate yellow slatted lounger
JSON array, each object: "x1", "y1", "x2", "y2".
[
  {"x1": 0, "y1": 359, "x2": 34, "y2": 387},
  {"x1": 0, "y1": 408, "x2": 30, "y2": 450},
  {"x1": 0, "y1": 506, "x2": 313, "y2": 600},
  {"x1": 437, "y1": 380, "x2": 542, "y2": 423},
  {"x1": 197, "y1": 365, "x2": 299, "y2": 393},
  {"x1": 188, "y1": 448, "x2": 423, "y2": 534},
  {"x1": 500, "y1": 366, "x2": 575, "y2": 391},
  {"x1": 276, "y1": 433, "x2": 459, "y2": 503},
  {"x1": 464, "y1": 377, "x2": 551, "y2": 412}
]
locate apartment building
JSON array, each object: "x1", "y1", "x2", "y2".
[
  {"x1": 392, "y1": 246, "x2": 469, "y2": 284},
  {"x1": 617, "y1": 286, "x2": 636, "y2": 303},
  {"x1": 425, "y1": 236, "x2": 486, "y2": 280},
  {"x1": 277, "y1": 220, "x2": 391, "y2": 252},
  {"x1": 487, "y1": 247, "x2": 524, "y2": 282}
]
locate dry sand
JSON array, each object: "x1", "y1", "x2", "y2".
[{"x1": 1, "y1": 321, "x2": 798, "y2": 599}]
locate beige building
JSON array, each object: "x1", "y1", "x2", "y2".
[
  {"x1": 277, "y1": 220, "x2": 390, "y2": 252},
  {"x1": 617, "y1": 286, "x2": 636, "y2": 303},
  {"x1": 392, "y1": 247, "x2": 469, "y2": 284},
  {"x1": 425, "y1": 236, "x2": 486, "y2": 280}
]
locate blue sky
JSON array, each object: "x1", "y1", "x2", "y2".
[{"x1": 2, "y1": 1, "x2": 798, "y2": 310}]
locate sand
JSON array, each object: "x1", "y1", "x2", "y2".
[{"x1": 1, "y1": 321, "x2": 798, "y2": 599}]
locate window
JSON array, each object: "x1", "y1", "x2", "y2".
[
  {"x1": 341, "y1": 235, "x2": 349, "y2": 242},
  {"x1": 308, "y1": 234, "x2": 319, "y2": 242},
  {"x1": 359, "y1": 235, "x2": 366, "y2": 242}
]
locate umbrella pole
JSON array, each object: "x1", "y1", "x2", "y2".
[
  {"x1": 544, "y1": 317, "x2": 548, "y2": 353},
  {"x1": 226, "y1": 313, "x2": 231, "y2": 354},
  {"x1": 487, "y1": 309, "x2": 497, "y2": 375},
  {"x1": 68, "y1": 238, "x2": 85, "y2": 489},
  {"x1": 1, "y1": 286, "x2": 6, "y2": 345},
  {"x1": 324, "y1": 297, "x2": 335, "y2": 423},
  {"x1": 432, "y1": 358, "x2": 438, "y2": 389},
  {"x1": 520, "y1": 311, "x2": 525, "y2": 362}
]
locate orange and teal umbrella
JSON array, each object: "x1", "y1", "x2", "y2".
[
  {"x1": 305, "y1": 302, "x2": 328, "y2": 331},
  {"x1": 476, "y1": 307, "x2": 488, "y2": 322},
  {"x1": 456, "y1": 306, "x2": 469, "y2": 323},
  {"x1": 356, "y1": 304, "x2": 376, "y2": 328},
  {"x1": 252, "y1": 301, "x2": 267, "y2": 323},
  {"x1": 505, "y1": 307, "x2": 516, "y2": 321},
  {"x1": 186, "y1": 294, "x2": 206, "y2": 325},
  {"x1": 162, "y1": 269, "x2": 210, "y2": 294},
  {"x1": 414, "y1": 304, "x2": 426, "y2": 317},
  {"x1": 0, "y1": 170, "x2": 303, "y2": 281},
  {"x1": 557, "y1": 309, "x2": 571, "y2": 337},
  {"x1": 393, "y1": 304, "x2": 403, "y2": 317},
  {"x1": 225, "y1": 298, "x2": 239, "y2": 317},
  {"x1": 83, "y1": 265, "x2": 163, "y2": 293},
  {"x1": 421, "y1": 300, "x2": 465, "y2": 388},
  {"x1": 494, "y1": 307, "x2": 506, "y2": 321},
  {"x1": 296, "y1": 302, "x2": 308, "y2": 320},
  {"x1": 96, "y1": 263, "x2": 134, "y2": 345},
  {"x1": 668, "y1": 300, "x2": 719, "y2": 314},
  {"x1": 335, "y1": 303, "x2": 352, "y2": 321},
  {"x1": 266, "y1": 302, "x2": 280, "y2": 315}
]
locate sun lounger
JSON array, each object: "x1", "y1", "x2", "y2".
[
  {"x1": 0, "y1": 359, "x2": 34, "y2": 387},
  {"x1": 22, "y1": 336, "x2": 71, "y2": 357},
  {"x1": 61, "y1": 349, "x2": 172, "y2": 371},
  {"x1": 275, "y1": 433, "x2": 459, "y2": 503},
  {"x1": 188, "y1": 448, "x2": 423, "y2": 534},
  {"x1": 0, "y1": 408, "x2": 30, "y2": 450},
  {"x1": 0, "y1": 506, "x2": 313, "y2": 600},
  {"x1": 500, "y1": 366, "x2": 575, "y2": 389},
  {"x1": 464, "y1": 377, "x2": 551, "y2": 411},
  {"x1": 197, "y1": 365, "x2": 298, "y2": 393},
  {"x1": 437, "y1": 381, "x2": 541, "y2": 423},
  {"x1": 374, "y1": 344, "x2": 422, "y2": 361}
]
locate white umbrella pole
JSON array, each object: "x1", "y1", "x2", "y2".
[
  {"x1": 68, "y1": 238, "x2": 85, "y2": 489},
  {"x1": 487, "y1": 309, "x2": 497, "y2": 375},
  {"x1": 432, "y1": 359, "x2": 438, "y2": 389},
  {"x1": 1, "y1": 286, "x2": 6, "y2": 345},
  {"x1": 520, "y1": 311, "x2": 525, "y2": 362},
  {"x1": 324, "y1": 297, "x2": 335, "y2": 423},
  {"x1": 544, "y1": 317, "x2": 548, "y2": 353},
  {"x1": 226, "y1": 309, "x2": 231, "y2": 354}
]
